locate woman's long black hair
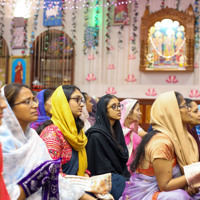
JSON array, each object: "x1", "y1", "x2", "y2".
[{"x1": 130, "y1": 91, "x2": 182, "y2": 172}]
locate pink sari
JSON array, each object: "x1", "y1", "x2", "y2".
[{"x1": 120, "y1": 99, "x2": 142, "y2": 171}]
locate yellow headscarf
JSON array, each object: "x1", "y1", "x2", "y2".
[
  {"x1": 51, "y1": 86, "x2": 88, "y2": 176},
  {"x1": 151, "y1": 91, "x2": 198, "y2": 172}
]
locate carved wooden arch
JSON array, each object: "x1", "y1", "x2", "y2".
[{"x1": 140, "y1": 5, "x2": 195, "y2": 71}]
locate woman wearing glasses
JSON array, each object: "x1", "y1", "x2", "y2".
[
  {"x1": 40, "y1": 85, "x2": 91, "y2": 177},
  {"x1": 86, "y1": 94, "x2": 130, "y2": 200},
  {"x1": 121, "y1": 91, "x2": 200, "y2": 200},
  {"x1": 120, "y1": 99, "x2": 146, "y2": 172},
  {"x1": 2, "y1": 83, "x2": 95, "y2": 200}
]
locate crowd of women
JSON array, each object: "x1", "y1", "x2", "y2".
[{"x1": 1, "y1": 82, "x2": 200, "y2": 200}]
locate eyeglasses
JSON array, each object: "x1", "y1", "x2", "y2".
[
  {"x1": 70, "y1": 97, "x2": 85, "y2": 105},
  {"x1": 179, "y1": 103, "x2": 189, "y2": 109},
  {"x1": 107, "y1": 104, "x2": 124, "y2": 111},
  {"x1": 13, "y1": 97, "x2": 39, "y2": 107}
]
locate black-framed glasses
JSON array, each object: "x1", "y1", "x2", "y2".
[
  {"x1": 70, "y1": 97, "x2": 85, "y2": 105},
  {"x1": 13, "y1": 97, "x2": 39, "y2": 107},
  {"x1": 107, "y1": 104, "x2": 124, "y2": 111},
  {"x1": 179, "y1": 103, "x2": 188, "y2": 109}
]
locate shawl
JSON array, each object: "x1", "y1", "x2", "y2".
[
  {"x1": 0, "y1": 87, "x2": 84, "y2": 200},
  {"x1": 120, "y1": 99, "x2": 141, "y2": 168},
  {"x1": 30, "y1": 90, "x2": 51, "y2": 130},
  {"x1": 88, "y1": 98, "x2": 97, "y2": 126},
  {"x1": 51, "y1": 86, "x2": 88, "y2": 176},
  {"x1": 151, "y1": 91, "x2": 198, "y2": 171},
  {"x1": 86, "y1": 95, "x2": 130, "y2": 178}
]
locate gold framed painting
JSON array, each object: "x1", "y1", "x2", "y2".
[
  {"x1": 9, "y1": 56, "x2": 30, "y2": 86},
  {"x1": 140, "y1": 5, "x2": 195, "y2": 72}
]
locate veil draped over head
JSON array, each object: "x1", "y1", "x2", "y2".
[
  {"x1": 151, "y1": 91, "x2": 198, "y2": 171},
  {"x1": 120, "y1": 99, "x2": 141, "y2": 169},
  {"x1": 0, "y1": 86, "x2": 84, "y2": 199}
]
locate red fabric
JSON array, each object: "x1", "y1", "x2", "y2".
[
  {"x1": 14, "y1": 65, "x2": 23, "y2": 83},
  {"x1": 0, "y1": 143, "x2": 10, "y2": 200}
]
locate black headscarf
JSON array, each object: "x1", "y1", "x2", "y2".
[{"x1": 86, "y1": 95, "x2": 130, "y2": 179}]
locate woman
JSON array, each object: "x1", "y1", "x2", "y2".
[
  {"x1": 121, "y1": 91, "x2": 200, "y2": 200},
  {"x1": 30, "y1": 89, "x2": 53, "y2": 130},
  {"x1": 86, "y1": 94, "x2": 130, "y2": 200},
  {"x1": 120, "y1": 99, "x2": 146, "y2": 171},
  {"x1": 88, "y1": 98, "x2": 97, "y2": 126},
  {"x1": 0, "y1": 90, "x2": 10, "y2": 200},
  {"x1": 185, "y1": 98, "x2": 200, "y2": 161},
  {"x1": 40, "y1": 85, "x2": 90, "y2": 177},
  {"x1": 2, "y1": 83, "x2": 95, "y2": 200},
  {"x1": 80, "y1": 92, "x2": 92, "y2": 132}
]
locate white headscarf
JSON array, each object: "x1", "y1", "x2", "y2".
[{"x1": 1, "y1": 87, "x2": 84, "y2": 200}]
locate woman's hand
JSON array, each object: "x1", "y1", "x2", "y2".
[
  {"x1": 17, "y1": 185, "x2": 26, "y2": 200},
  {"x1": 84, "y1": 172, "x2": 90, "y2": 177},
  {"x1": 186, "y1": 186, "x2": 199, "y2": 196}
]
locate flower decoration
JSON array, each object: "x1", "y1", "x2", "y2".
[
  {"x1": 107, "y1": 64, "x2": 115, "y2": 69},
  {"x1": 194, "y1": 62, "x2": 199, "y2": 68},
  {"x1": 118, "y1": 24, "x2": 124, "y2": 49},
  {"x1": 30, "y1": 0, "x2": 40, "y2": 54},
  {"x1": 58, "y1": 1, "x2": 66, "y2": 56},
  {"x1": 71, "y1": 0, "x2": 77, "y2": 45},
  {"x1": 109, "y1": 46, "x2": 115, "y2": 50},
  {"x1": 161, "y1": 0, "x2": 165, "y2": 9},
  {"x1": 165, "y1": 75, "x2": 178, "y2": 83},
  {"x1": 145, "y1": 88, "x2": 157, "y2": 96},
  {"x1": 189, "y1": 89, "x2": 200, "y2": 98},
  {"x1": 125, "y1": 74, "x2": 136, "y2": 82},
  {"x1": 128, "y1": 54, "x2": 135, "y2": 60},
  {"x1": 22, "y1": 18, "x2": 28, "y2": 55},
  {"x1": 83, "y1": 1, "x2": 89, "y2": 55},
  {"x1": 105, "y1": 0, "x2": 112, "y2": 53},
  {"x1": 131, "y1": 0, "x2": 138, "y2": 54},
  {"x1": 88, "y1": 54, "x2": 95, "y2": 60},
  {"x1": 86, "y1": 73, "x2": 96, "y2": 81},
  {"x1": 176, "y1": 0, "x2": 181, "y2": 10},
  {"x1": 0, "y1": 4, "x2": 5, "y2": 49},
  {"x1": 194, "y1": 0, "x2": 200, "y2": 51},
  {"x1": 106, "y1": 87, "x2": 117, "y2": 95}
]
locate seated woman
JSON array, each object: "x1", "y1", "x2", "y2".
[
  {"x1": 40, "y1": 85, "x2": 89, "y2": 177},
  {"x1": 88, "y1": 97, "x2": 97, "y2": 126},
  {"x1": 2, "y1": 83, "x2": 95, "y2": 200},
  {"x1": 86, "y1": 94, "x2": 130, "y2": 200},
  {"x1": 0, "y1": 89, "x2": 10, "y2": 200},
  {"x1": 80, "y1": 92, "x2": 93, "y2": 132},
  {"x1": 185, "y1": 98, "x2": 200, "y2": 161},
  {"x1": 30, "y1": 89, "x2": 53, "y2": 130},
  {"x1": 121, "y1": 91, "x2": 200, "y2": 200},
  {"x1": 120, "y1": 99, "x2": 146, "y2": 170}
]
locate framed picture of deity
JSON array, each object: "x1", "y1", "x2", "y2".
[
  {"x1": 140, "y1": 5, "x2": 195, "y2": 72},
  {"x1": 112, "y1": 0, "x2": 131, "y2": 25},
  {"x1": 9, "y1": 56, "x2": 30, "y2": 85}
]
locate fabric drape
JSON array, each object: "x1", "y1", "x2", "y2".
[
  {"x1": 86, "y1": 95, "x2": 129, "y2": 178},
  {"x1": 30, "y1": 89, "x2": 51, "y2": 130},
  {"x1": 151, "y1": 91, "x2": 198, "y2": 171},
  {"x1": 51, "y1": 86, "x2": 88, "y2": 176},
  {"x1": 120, "y1": 99, "x2": 141, "y2": 169},
  {"x1": 1, "y1": 87, "x2": 84, "y2": 199}
]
